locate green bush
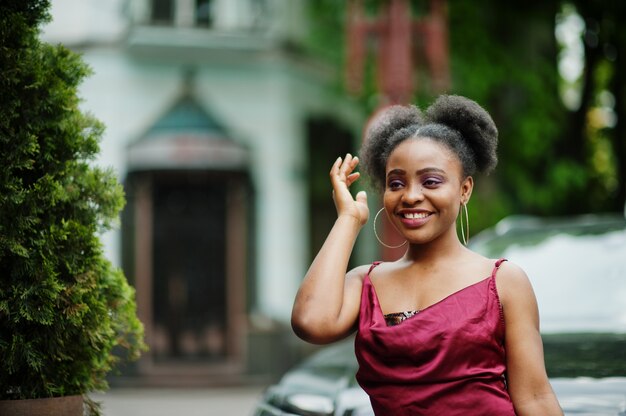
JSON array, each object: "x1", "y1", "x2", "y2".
[{"x1": 0, "y1": 1, "x2": 146, "y2": 413}]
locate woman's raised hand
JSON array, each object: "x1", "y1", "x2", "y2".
[
  {"x1": 330, "y1": 154, "x2": 369, "y2": 227},
  {"x1": 292, "y1": 154, "x2": 368, "y2": 343}
]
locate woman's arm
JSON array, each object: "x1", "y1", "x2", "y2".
[
  {"x1": 497, "y1": 262, "x2": 564, "y2": 416},
  {"x1": 291, "y1": 154, "x2": 369, "y2": 344}
]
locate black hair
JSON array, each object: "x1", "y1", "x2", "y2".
[{"x1": 359, "y1": 95, "x2": 498, "y2": 192}]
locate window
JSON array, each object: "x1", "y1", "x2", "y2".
[
  {"x1": 196, "y1": 0, "x2": 213, "y2": 26},
  {"x1": 151, "y1": 0, "x2": 174, "y2": 24}
]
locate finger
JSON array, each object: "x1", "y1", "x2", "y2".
[
  {"x1": 339, "y1": 153, "x2": 353, "y2": 176},
  {"x1": 330, "y1": 156, "x2": 342, "y2": 174},
  {"x1": 345, "y1": 156, "x2": 359, "y2": 176},
  {"x1": 346, "y1": 172, "x2": 360, "y2": 187},
  {"x1": 329, "y1": 157, "x2": 343, "y2": 184},
  {"x1": 356, "y1": 190, "x2": 367, "y2": 205}
]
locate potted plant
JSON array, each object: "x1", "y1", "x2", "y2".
[{"x1": 0, "y1": 1, "x2": 146, "y2": 415}]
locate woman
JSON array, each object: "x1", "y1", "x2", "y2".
[{"x1": 291, "y1": 95, "x2": 563, "y2": 415}]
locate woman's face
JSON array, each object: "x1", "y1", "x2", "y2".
[{"x1": 383, "y1": 137, "x2": 472, "y2": 245}]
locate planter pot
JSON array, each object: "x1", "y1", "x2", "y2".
[{"x1": 0, "y1": 395, "x2": 83, "y2": 416}]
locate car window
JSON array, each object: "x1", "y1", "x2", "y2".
[
  {"x1": 497, "y1": 229, "x2": 626, "y2": 333},
  {"x1": 471, "y1": 218, "x2": 626, "y2": 333}
]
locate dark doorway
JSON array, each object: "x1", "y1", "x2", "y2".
[
  {"x1": 151, "y1": 172, "x2": 227, "y2": 362},
  {"x1": 306, "y1": 118, "x2": 355, "y2": 265}
]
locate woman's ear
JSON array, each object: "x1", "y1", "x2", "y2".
[{"x1": 461, "y1": 176, "x2": 474, "y2": 204}]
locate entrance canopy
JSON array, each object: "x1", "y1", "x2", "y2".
[{"x1": 127, "y1": 95, "x2": 247, "y2": 171}]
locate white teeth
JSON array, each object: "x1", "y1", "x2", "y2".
[{"x1": 403, "y1": 212, "x2": 429, "y2": 219}]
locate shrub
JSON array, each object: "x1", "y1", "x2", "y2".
[{"x1": 0, "y1": 1, "x2": 146, "y2": 413}]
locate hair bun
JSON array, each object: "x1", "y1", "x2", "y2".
[
  {"x1": 360, "y1": 105, "x2": 423, "y2": 190},
  {"x1": 363, "y1": 104, "x2": 423, "y2": 145},
  {"x1": 425, "y1": 95, "x2": 498, "y2": 174}
]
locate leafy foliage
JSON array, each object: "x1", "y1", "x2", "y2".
[
  {"x1": 304, "y1": 0, "x2": 626, "y2": 233},
  {"x1": 446, "y1": 0, "x2": 579, "y2": 230},
  {"x1": 0, "y1": 0, "x2": 145, "y2": 412}
]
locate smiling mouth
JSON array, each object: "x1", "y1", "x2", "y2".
[{"x1": 402, "y1": 212, "x2": 430, "y2": 219}]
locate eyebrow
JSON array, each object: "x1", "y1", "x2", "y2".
[{"x1": 386, "y1": 167, "x2": 447, "y2": 176}]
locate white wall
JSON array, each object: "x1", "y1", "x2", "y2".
[{"x1": 43, "y1": 0, "x2": 127, "y2": 44}]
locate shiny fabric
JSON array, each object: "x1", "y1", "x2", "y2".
[{"x1": 355, "y1": 259, "x2": 516, "y2": 416}]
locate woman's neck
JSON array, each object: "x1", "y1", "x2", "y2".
[{"x1": 400, "y1": 229, "x2": 467, "y2": 265}]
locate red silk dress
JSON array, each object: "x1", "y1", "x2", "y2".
[{"x1": 355, "y1": 259, "x2": 516, "y2": 415}]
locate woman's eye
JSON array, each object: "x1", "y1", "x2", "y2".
[
  {"x1": 387, "y1": 180, "x2": 404, "y2": 190},
  {"x1": 423, "y1": 178, "x2": 442, "y2": 187}
]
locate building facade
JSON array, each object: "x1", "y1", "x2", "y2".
[{"x1": 43, "y1": 0, "x2": 373, "y2": 384}]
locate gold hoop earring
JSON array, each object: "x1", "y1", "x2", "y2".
[
  {"x1": 459, "y1": 203, "x2": 470, "y2": 245},
  {"x1": 373, "y1": 208, "x2": 407, "y2": 249}
]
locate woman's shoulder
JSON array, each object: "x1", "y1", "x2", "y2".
[
  {"x1": 462, "y1": 250, "x2": 528, "y2": 280},
  {"x1": 348, "y1": 259, "x2": 402, "y2": 279},
  {"x1": 346, "y1": 262, "x2": 380, "y2": 282},
  {"x1": 491, "y1": 258, "x2": 535, "y2": 304},
  {"x1": 493, "y1": 258, "x2": 530, "y2": 283},
  {"x1": 459, "y1": 251, "x2": 531, "y2": 288}
]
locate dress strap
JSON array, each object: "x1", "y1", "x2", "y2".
[
  {"x1": 490, "y1": 258, "x2": 508, "y2": 278},
  {"x1": 367, "y1": 261, "x2": 382, "y2": 275}
]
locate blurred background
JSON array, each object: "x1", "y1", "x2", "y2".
[{"x1": 41, "y1": 0, "x2": 624, "y2": 403}]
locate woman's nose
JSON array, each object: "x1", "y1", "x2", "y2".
[{"x1": 402, "y1": 184, "x2": 424, "y2": 204}]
